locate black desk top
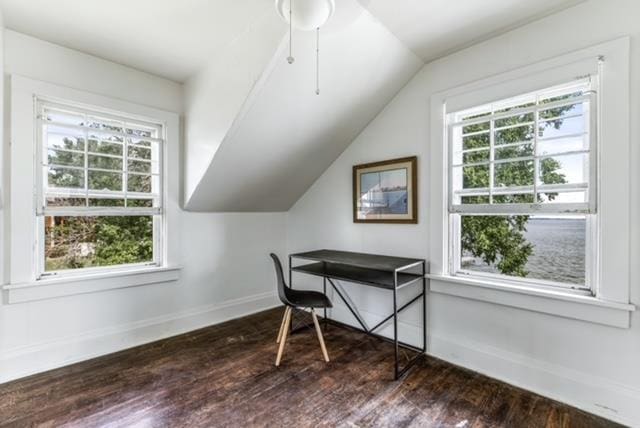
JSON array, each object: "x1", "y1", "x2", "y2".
[{"x1": 290, "y1": 249, "x2": 424, "y2": 272}]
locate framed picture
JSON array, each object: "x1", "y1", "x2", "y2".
[{"x1": 353, "y1": 156, "x2": 417, "y2": 224}]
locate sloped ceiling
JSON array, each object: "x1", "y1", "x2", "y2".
[{"x1": 185, "y1": 8, "x2": 422, "y2": 211}]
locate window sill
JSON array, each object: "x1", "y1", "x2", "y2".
[
  {"x1": 427, "y1": 274, "x2": 635, "y2": 328},
  {"x1": 3, "y1": 266, "x2": 181, "y2": 304}
]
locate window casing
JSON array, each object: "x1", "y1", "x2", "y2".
[
  {"x1": 446, "y1": 79, "x2": 598, "y2": 292},
  {"x1": 35, "y1": 99, "x2": 164, "y2": 278}
]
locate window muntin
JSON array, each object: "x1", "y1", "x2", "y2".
[
  {"x1": 449, "y1": 79, "x2": 595, "y2": 215},
  {"x1": 447, "y1": 80, "x2": 597, "y2": 291},
  {"x1": 36, "y1": 100, "x2": 164, "y2": 277}
]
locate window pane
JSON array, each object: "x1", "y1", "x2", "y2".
[
  {"x1": 463, "y1": 149, "x2": 490, "y2": 164},
  {"x1": 126, "y1": 127, "x2": 153, "y2": 138},
  {"x1": 539, "y1": 102, "x2": 583, "y2": 120},
  {"x1": 494, "y1": 160, "x2": 534, "y2": 187},
  {"x1": 129, "y1": 137, "x2": 152, "y2": 148},
  {"x1": 539, "y1": 91, "x2": 584, "y2": 104},
  {"x1": 494, "y1": 143, "x2": 533, "y2": 161},
  {"x1": 128, "y1": 160, "x2": 152, "y2": 174},
  {"x1": 88, "y1": 170, "x2": 122, "y2": 191},
  {"x1": 88, "y1": 139, "x2": 123, "y2": 156},
  {"x1": 88, "y1": 132, "x2": 124, "y2": 144},
  {"x1": 128, "y1": 144, "x2": 152, "y2": 160},
  {"x1": 539, "y1": 154, "x2": 588, "y2": 186},
  {"x1": 460, "y1": 196, "x2": 490, "y2": 205},
  {"x1": 46, "y1": 197, "x2": 86, "y2": 207},
  {"x1": 538, "y1": 115, "x2": 585, "y2": 139},
  {"x1": 127, "y1": 198, "x2": 154, "y2": 208},
  {"x1": 537, "y1": 135, "x2": 586, "y2": 156},
  {"x1": 494, "y1": 101, "x2": 535, "y2": 114},
  {"x1": 494, "y1": 112, "x2": 534, "y2": 128},
  {"x1": 88, "y1": 154, "x2": 123, "y2": 171},
  {"x1": 462, "y1": 122, "x2": 490, "y2": 134},
  {"x1": 88, "y1": 198, "x2": 125, "y2": 207},
  {"x1": 128, "y1": 174, "x2": 152, "y2": 193},
  {"x1": 493, "y1": 193, "x2": 534, "y2": 204},
  {"x1": 48, "y1": 167, "x2": 84, "y2": 188},
  {"x1": 44, "y1": 215, "x2": 153, "y2": 271},
  {"x1": 48, "y1": 133, "x2": 85, "y2": 151},
  {"x1": 87, "y1": 116, "x2": 123, "y2": 133},
  {"x1": 495, "y1": 124, "x2": 534, "y2": 145},
  {"x1": 460, "y1": 215, "x2": 586, "y2": 285},
  {"x1": 537, "y1": 190, "x2": 587, "y2": 204},
  {"x1": 48, "y1": 149, "x2": 84, "y2": 167},
  {"x1": 462, "y1": 133, "x2": 489, "y2": 150},
  {"x1": 461, "y1": 165, "x2": 489, "y2": 189}
]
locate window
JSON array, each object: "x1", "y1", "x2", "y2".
[
  {"x1": 36, "y1": 99, "x2": 164, "y2": 277},
  {"x1": 447, "y1": 79, "x2": 597, "y2": 292}
]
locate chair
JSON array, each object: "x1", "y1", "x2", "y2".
[{"x1": 270, "y1": 253, "x2": 332, "y2": 366}]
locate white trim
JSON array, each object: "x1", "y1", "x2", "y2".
[
  {"x1": 3, "y1": 266, "x2": 182, "y2": 303},
  {"x1": 429, "y1": 333, "x2": 640, "y2": 427},
  {"x1": 0, "y1": 291, "x2": 280, "y2": 384},
  {"x1": 428, "y1": 275, "x2": 633, "y2": 328}
]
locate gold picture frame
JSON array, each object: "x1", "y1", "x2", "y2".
[{"x1": 353, "y1": 156, "x2": 417, "y2": 224}]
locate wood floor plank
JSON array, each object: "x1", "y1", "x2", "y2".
[{"x1": 0, "y1": 307, "x2": 622, "y2": 428}]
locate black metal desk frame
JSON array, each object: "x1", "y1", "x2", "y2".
[{"x1": 288, "y1": 250, "x2": 426, "y2": 380}]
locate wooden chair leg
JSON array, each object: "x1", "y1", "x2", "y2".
[
  {"x1": 311, "y1": 309, "x2": 330, "y2": 362},
  {"x1": 275, "y1": 307, "x2": 292, "y2": 366},
  {"x1": 276, "y1": 307, "x2": 290, "y2": 344}
]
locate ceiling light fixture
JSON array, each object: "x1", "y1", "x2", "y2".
[{"x1": 275, "y1": 0, "x2": 335, "y2": 95}]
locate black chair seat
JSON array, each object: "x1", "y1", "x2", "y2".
[{"x1": 287, "y1": 288, "x2": 333, "y2": 309}]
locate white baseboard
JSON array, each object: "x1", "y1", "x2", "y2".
[
  {"x1": 429, "y1": 334, "x2": 640, "y2": 427},
  {"x1": 0, "y1": 291, "x2": 280, "y2": 384},
  {"x1": 330, "y1": 302, "x2": 638, "y2": 426}
]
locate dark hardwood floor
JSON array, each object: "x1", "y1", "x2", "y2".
[{"x1": 0, "y1": 307, "x2": 621, "y2": 428}]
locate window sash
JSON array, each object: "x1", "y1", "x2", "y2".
[
  {"x1": 37, "y1": 99, "x2": 164, "y2": 218},
  {"x1": 448, "y1": 213, "x2": 596, "y2": 292},
  {"x1": 447, "y1": 80, "x2": 597, "y2": 215}
]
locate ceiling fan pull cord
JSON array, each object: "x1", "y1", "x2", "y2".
[
  {"x1": 287, "y1": 0, "x2": 295, "y2": 64},
  {"x1": 316, "y1": 27, "x2": 320, "y2": 95}
]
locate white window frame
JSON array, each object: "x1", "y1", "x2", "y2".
[
  {"x1": 5, "y1": 75, "x2": 181, "y2": 303},
  {"x1": 34, "y1": 98, "x2": 165, "y2": 279},
  {"x1": 446, "y1": 79, "x2": 599, "y2": 293},
  {"x1": 427, "y1": 38, "x2": 635, "y2": 328}
]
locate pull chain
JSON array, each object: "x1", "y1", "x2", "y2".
[
  {"x1": 287, "y1": 0, "x2": 294, "y2": 64},
  {"x1": 315, "y1": 27, "x2": 320, "y2": 95}
]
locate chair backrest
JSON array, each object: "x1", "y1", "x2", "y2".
[{"x1": 270, "y1": 253, "x2": 293, "y2": 306}]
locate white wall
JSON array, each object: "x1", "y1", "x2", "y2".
[
  {"x1": 0, "y1": 31, "x2": 287, "y2": 382},
  {"x1": 287, "y1": 1, "x2": 640, "y2": 425}
]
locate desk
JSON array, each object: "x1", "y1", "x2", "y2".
[{"x1": 289, "y1": 249, "x2": 426, "y2": 380}]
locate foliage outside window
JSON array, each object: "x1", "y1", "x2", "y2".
[
  {"x1": 37, "y1": 100, "x2": 163, "y2": 276},
  {"x1": 447, "y1": 79, "x2": 596, "y2": 290}
]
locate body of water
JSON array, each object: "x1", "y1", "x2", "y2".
[{"x1": 462, "y1": 217, "x2": 586, "y2": 285}]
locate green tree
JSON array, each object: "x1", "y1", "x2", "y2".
[{"x1": 461, "y1": 102, "x2": 575, "y2": 276}]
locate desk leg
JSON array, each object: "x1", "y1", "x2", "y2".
[
  {"x1": 323, "y1": 277, "x2": 328, "y2": 329},
  {"x1": 422, "y1": 261, "x2": 427, "y2": 353},
  {"x1": 289, "y1": 256, "x2": 293, "y2": 334},
  {"x1": 393, "y1": 270, "x2": 399, "y2": 380}
]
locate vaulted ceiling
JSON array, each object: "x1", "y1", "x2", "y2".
[{"x1": 0, "y1": 0, "x2": 585, "y2": 211}]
